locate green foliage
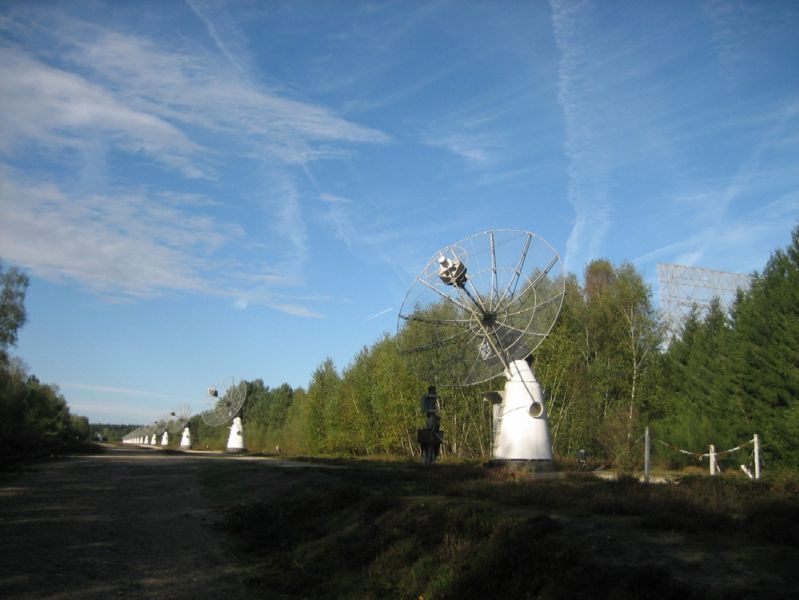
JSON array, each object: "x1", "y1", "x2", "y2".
[
  {"x1": 0, "y1": 261, "x2": 97, "y2": 457},
  {"x1": 656, "y1": 224, "x2": 799, "y2": 469},
  {"x1": 241, "y1": 379, "x2": 295, "y2": 452},
  {"x1": 201, "y1": 230, "x2": 799, "y2": 472},
  {"x1": 0, "y1": 263, "x2": 29, "y2": 350},
  {"x1": 730, "y1": 227, "x2": 799, "y2": 465},
  {"x1": 13, "y1": 226, "x2": 799, "y2": 471},
  {"x1": 0, "y1": 354, "x2": 88, "y2": 455},
  {"x1": 187, "y1": 414, "x2": 228, "y2": 450},
  {"x1": 536, "y1": 261, "x2": 662, "y2": 467},
  {"x1": 89, "y1": 423, "x2": 141, "y2": 442}
]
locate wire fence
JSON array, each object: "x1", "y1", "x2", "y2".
[{"x1": 633, "y1": 428, "x2": 762, "y2": 481}]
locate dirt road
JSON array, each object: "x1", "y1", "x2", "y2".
[{"x1": 0, "y1": 447, "x2": 295, "y2": 599}]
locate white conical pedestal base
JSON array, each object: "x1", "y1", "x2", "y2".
[
  {"x1": 492, "y1": 360, "x2": 553, "y2": 464},
  {"x1": 180, "y1": 426, "x2": 191, "y2": 449},
  {"x1": 150, "y1": 434, "x2": 157, "y2": 445},
  {"x1": 226, "y1": 416, "x2": 245, "y2": 453},
  {"x1": 161, "y1": 431, "x2": 169, "y2": 446}
]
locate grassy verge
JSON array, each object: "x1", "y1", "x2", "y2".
[
  {"x1": 204, "y1": 460, "x2": 799, "y2": 599},
  {"x1": 0, "y1": 440, "x2": 105, "y2": 471}
]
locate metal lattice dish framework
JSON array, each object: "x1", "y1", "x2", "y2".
[
  {"x1": 397, "y1": 229, "x2": 565, "y2": 386},
  {"x1": 167, "y1": 404, "x2": 193, "y2": 434},
  {"x1": 200, "y1": 379, "x2": 247, "y2": 427}
]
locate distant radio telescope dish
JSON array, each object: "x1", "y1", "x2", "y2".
[{"x1": 200, "y1": 378, "x2": 247, "y2": 453}]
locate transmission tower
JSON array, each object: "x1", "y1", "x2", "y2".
[{"x1": 657, "y1": 263, "x2": 753, "y2": 340}]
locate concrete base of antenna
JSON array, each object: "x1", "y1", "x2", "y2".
[
  {"x1": 180, "y1": 427, "x2": 192, "y2": 449},
  {"x1": 490, "y1": 359, "x2": 553, "y2": 464},
  {"x1": 226, "y1": 416, "x2": 246, "y2": 453},
  {"x1": 161, "y1": 431, "x2": 169, "y2": 446}
]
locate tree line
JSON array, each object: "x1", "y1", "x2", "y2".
[
  {"x1": 0, "y1": 264, "x2": 91, "y2": 458},
  {"x1": 189, "y1": 226, "x2": 798, "y2": 471},
  {"x1": 3, "y1": 226, "x2": 797, "y2": 469}
]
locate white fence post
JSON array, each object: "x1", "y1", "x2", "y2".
[
  {"x1": 709, "y1": 444, "x2": 717, "y2": 476},
  {"x1": 644, "y1": 426, "x2": 651, "y2": 483},
  {"x1": 754, "y1": 433, "x2": 761, "y2": 480}
]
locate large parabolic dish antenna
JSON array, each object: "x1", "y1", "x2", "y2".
[
  {"x1": 397, "y1": 229, "x2": 565, "y2": 464},
  {"x1": 397, "y1": 229, "x2": 565, "y2": 387},
  {"x1": 200, "y1": 379, "x2": 246, "y2": 427}
]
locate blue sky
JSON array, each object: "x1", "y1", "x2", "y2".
[{"x1": 1, "y1": 0, "x2": 797, "y2": 424}]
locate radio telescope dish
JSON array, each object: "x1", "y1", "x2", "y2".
[
  {"x1": 398, "y1": 229, "x2": 565, "y2": 386},
  {"x1": 200, "y1": 378, "x2": 248, "y2": 452},
  {"x1": 142, "y1": 422, "x2": 159, "y2": 445},
  {"x1": 167, "y1": 405, "x2": 192, "y2": 434},
  {"x1": 167, "y1": 404, "x2": 193, "y2": 448},
  {"x1": 200, "y1": 379, "x2": 246, "y2": 426},
  {"x1": 398, "y1": 229, "x2": 564, "y2": 464}
]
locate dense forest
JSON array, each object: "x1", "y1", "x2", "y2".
[
  {"x1": 2, "y1": 226, "x2": 797, "y2": 470},
  {"x1": 186, "y1": 226, "x2": 799, "y2": 471},
  {"x1": 0, "y1": 264, "x2": 91, "y2": 457}
]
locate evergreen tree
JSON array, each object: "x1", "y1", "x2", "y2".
[{"x1": 731, "y1": 226, "x2": 799, "y2": 465}]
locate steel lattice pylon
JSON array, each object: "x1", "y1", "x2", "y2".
[{"x1": 657, "y1": 263, "x2": 752, "y2": 340}]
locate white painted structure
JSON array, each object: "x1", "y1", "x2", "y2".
[
  {"x1": 180, "y1": 426, "x2": 192, "y2": 449},
  {"x1": 161, "y1": 430, "x2": 169, "y2": 446},
  {"x1": 226, "y1": 416, "x2": 245, "y2": 452},
  {"x1": 489, "y1": 360, "x2": 553, "y2": 463}
]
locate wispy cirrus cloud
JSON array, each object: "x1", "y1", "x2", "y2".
[
  {"x1": 701, "y1": 0, "x2": 799, "y2": 85},
  {"x1": 550, "y1": 0, "x2": 614, "y2": 275},
  {"x1": 270, "y1": 303, "x2": 324, "y2": 319},
  {"x1": 423, "y1": 132, "x2": 496, "y2": 164},
  {"x1": 184, "y1": 0, "x2": 256, "y2": 78},
  {"x1": 0, "y1": 8, "x2": 391, "y2": 316},
  {"x1": 634, "y1": 104, "x2": 799, "y2": 272},
  {"x1": 47, "y1": 20, "x2": 391, "y2": 164},
  {"x1": 61, "y1": 382, "x2": 190, "y2": 401},
  {"x1": 0, "y1": 168, "x2": 237, "y2": 297},
  {"x1": 365, "y1": 306, "x2": 393, "y2": 321},
  {"x1": 319, "y1": 192, "x2": 357, "y2": 251},
  {"x1": 0, "y1": 48, "x2": 206, "y2": 179}
]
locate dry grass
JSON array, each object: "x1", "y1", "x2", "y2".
[{"x1": 209, "y1": 460, "x2": 799, "y2": 599}]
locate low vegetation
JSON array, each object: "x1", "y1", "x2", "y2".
[{"x1": 209, "y1": 459, "x2": 799, "y2": 598}]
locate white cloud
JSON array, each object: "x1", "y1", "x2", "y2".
[
  {"x1": 320, "y1": 196, "x2": 356, "y2": 251},
  {"x1": 0, "y1": 10, "x2": 394, "y2": 318},
  {"x1": 0, "y1": 170, "x2": 238, "y2": 297},
  {"x1": 424, "y1": 132, "x2": 495, "y2": 164},
  {"x1": 365, "y1": 306, "x2": 393, "y2": 321},
  {"x1": 271, "y1": 303, "x2": 324, "y2": 318},
  {"x1": 550, "y1": 0, "x2": 614, "y2": 275},
  {"x1": 185, "y1": 0, "x2": 254, "y2": 78},
  {"x1": 61, "y1": 382, "x2": 189, "y2": 400},
  {"x1": 0, "y1": 49, "x2": 205, "y2": 178},
  {"x1": 320, "y1": 193, "x2": 354, "y2": 204},
  {"x1": 55, "y1": 24, "x2": 391, "y2": 164}
]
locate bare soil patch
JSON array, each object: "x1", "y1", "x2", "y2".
[{"x1": 0, "y1": 447, "x2": 309, "y2": 599}]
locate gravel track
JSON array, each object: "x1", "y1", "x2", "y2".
[{"x1": 0, "y1": 447, "x2": 271, "y2": 599}]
